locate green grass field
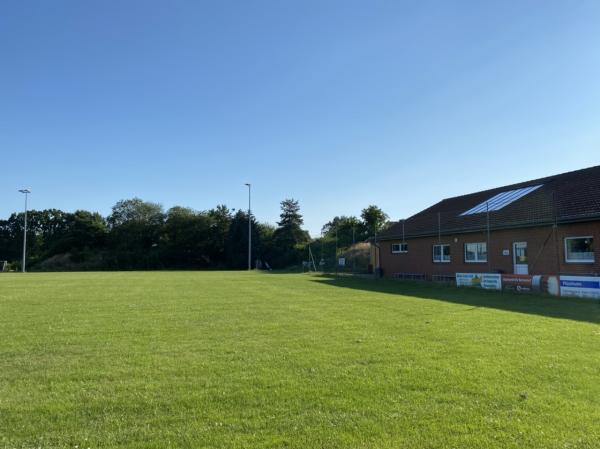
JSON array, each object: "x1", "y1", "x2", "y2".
[{"x1": 2, "y1": 272, "x2": 600, "y2": 449}]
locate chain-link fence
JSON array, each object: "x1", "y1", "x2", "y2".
[{"x1": 302, "y1": 241, "x2": 371, "y2": 274}]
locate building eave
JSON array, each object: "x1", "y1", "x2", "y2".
[{"x1": 376, "y1": 214, "x2": 600, "y2": 241}]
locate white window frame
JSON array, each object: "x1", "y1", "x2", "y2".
[
  {"x1": 391, "y1": 243, "x2": 408, "y2": 254},
  {"x1": 433, "y1": 244, "x2": 451, "y2": 263},
  {"x1": 564, "y1": 236, "x2": 595, "y2": 264},
  {"x1": 464, "y1": 242, "x2": 487, "y2": 263}
]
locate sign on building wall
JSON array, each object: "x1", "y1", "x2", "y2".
[
  {"x1": 559, "y1": 276, "x2": 600, "y2": 300},
  {"x1": 456, "y1": 273, "x2": 501, "y2": 290},
  {"x1": 502, "y1": 274, "x2": 533, "y2": 292}
]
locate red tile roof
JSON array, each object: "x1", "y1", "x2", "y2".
[{"x1": 378, "y1": 165, "x2": 600, "y2": 240}]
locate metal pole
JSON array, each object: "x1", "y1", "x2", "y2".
[
  {"x1": 352, "y1": 224, "x2": 355, "y2": 274},
  {"x1": 486, "y1": 201, "x2": 491, "y2": 273},
  {"x1": 23, "y1": 192, "x2": 28, "y2": 273},
  {"x1": 402, "y1": 219, "x2": 405, "y2": 243},
  {"x1": 19, "y1": 189, "x2": 30, "y2": 273},
  {"x1": 335, "y1": 226, "x2": 338, "y2": 275},
  {"x1": 374, "y1": 219, "x2": 379, "y2": 274},
  {"x1": 245, "y1": 183, "x2": 251, "y2": 270},
  {"x1": 553, "y1": 190, "x2": 560, "y2": 274},
  {"x1": 320, "y1": 230, "x2": 325, "y2": 274}
]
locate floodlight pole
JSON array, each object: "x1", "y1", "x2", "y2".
[
  {"x1": 19, "y1": 189, "x2": 31, "y2": 273},
  {"x1": 245, "y1": 183, "x2": 251, "y2": 270}
]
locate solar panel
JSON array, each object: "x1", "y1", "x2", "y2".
[{"x1": 460, "y1": 185, "x2": 542, "y2": 216}]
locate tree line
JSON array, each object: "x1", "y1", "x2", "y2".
[{"x1": 0, "y1": 197, "x2": 388, "y2": 271}]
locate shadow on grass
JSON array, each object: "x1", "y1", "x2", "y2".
[{"x1": 311, "y1": 274, "x2": 600, "y2": 325}]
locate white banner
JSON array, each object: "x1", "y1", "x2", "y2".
[
  {"x1": 481, "y1": 273, "x2": 502, "y2": 290},
  {"x1": 559, "y1": 276, "x2": 600, "y2": 299}
]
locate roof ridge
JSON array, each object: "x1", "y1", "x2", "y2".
[
  {"x1": 434, "y1": 163, "x2": 600, "y2": 203},
  {"x1": 380, "y1": 164, "x2": 600, "y2": 238}
]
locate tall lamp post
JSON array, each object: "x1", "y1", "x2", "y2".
[
  {"x1": 244, "y1": 183, "x2": 251, "y2": 270},
  {"x1": 18, "y1": 189, "x2": 31, "y2": 273}
]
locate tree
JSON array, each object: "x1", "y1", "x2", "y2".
[
  {"x1": 0, "y1": 209, "x2": 108, "y2": 269},
  {"x1": 360, "y1": 205, "x2": 389, "y2": 235},
  {"x1": 321, "y1": 215, "x2": 364, "y2": 248},
  {"x1": 161, "y1": 207, "x2": 213, "y2": 268},
  {"x1": 271, "y1": 199, "x2": 310, "y2": 268},
  {"x1": 206, "y1": 205, "x2": 232, "y2": 268},
  {"x1": 1, "y1": 197, "x2": 389, "y2": 272},
  {"x1": 255, "y1": 222, "x2": 276, "y2": 266},
  {"x1": 225, "y1": 210, "x2": 263, "y2": 269},
  {"x1": 0, "y1": 215, "x2": 20, "y2": 263},
  {"x1": 108, "y1": 198, "x2": 164, "y2": 228},
  {"x1": 277, "y1": 199, "x2": 304, "y2": 228},
  {"x1": 107, "y1": 198, "x2": 165, "y2": 269},
  {"x1": 49, "y1": 210, "x2": 108, "y2": 258},
  {"x1": 69, "y1": 211, "x2": 108, "y2": 251}
]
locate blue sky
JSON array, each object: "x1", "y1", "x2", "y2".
[{"x1": 2, "y1": 1, "x2": 600, "y2": 235}]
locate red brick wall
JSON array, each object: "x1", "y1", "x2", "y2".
[{"x1": 378, "y1": 221, "x2": 600, "y2": 278}]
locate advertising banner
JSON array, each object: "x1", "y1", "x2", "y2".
[
  {"x1": 481, "y1": 273, "x2": 502, "y2": 290},
  {"x1": 541, "y1": 275, "x2": 560, "y2": 296},
  {"x1": 502, "y1": 274, "x2": 533, "y2": 292},
  {"x1": 456, "y1": 273, "x2": 481, "y2": 287},
  {"x1": 559, "y1": 276, "x2": 600, "y2": 300},
  {"x1": 456, "y1": 273, "x2": 501, "y2": 290}
]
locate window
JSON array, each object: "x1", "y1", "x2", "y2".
[
  {"x1": 565, "y1": 237, "x2": 594, "y2": 263},
  {"x1": 433, "y1": 244, "x2": 451, "y2": 263},
  {"x1": 392, "y1": 243, "x2": 408, "y2": 254},
  {"x1": 460, "y1": 185, "x2": 542, "y2": 216},
  {"x1": 465, "y1": 242, "x2": 487, "y2": 263}
]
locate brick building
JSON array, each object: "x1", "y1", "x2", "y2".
[{"x1": 376, "y1": 165, "x2": 600, "y2": 280}]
